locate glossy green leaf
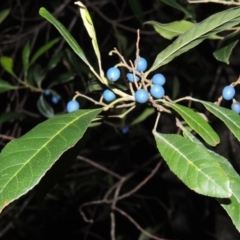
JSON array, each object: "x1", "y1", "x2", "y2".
[
  {"x1": 37, "y1": 95, "x2": 54, "y2": 118},
  {"x1": 145, "y1": 20, "x2": 194, "y2": 40},
  {"x1": 22, "y1": 41, "x2": 31, "y2": 76},
  {"x1": 160, "y1": 0, "x2": 196, "y2": 19},
  {"x1": 29, "y1": 38, "x2": 60, "y2": 66},
  {"x1": 0, "y1": 8, "x2": 10, "y2": 25},
  {"x1": 0, "y1": 79, "x2": 17, "y2": 93},
  {"x1": 39, "y1": 8, "x2": 90, "y2": 67},
  {"x1": 128, "y1": 0, "x2": 144, "y2": 22},
  {"x1": 0, "y1": 108, "x2": 101, "y2": 213},
  {"x1": 147, "y1": 7, "x2": 240, "y2": 73},
  {"x1": 0, "y1": 112, "x2": 25, "y2": 124},
  {"x1": 200, "y1": 101, "x2": 240, "y2": 141},
  {"x1": 165, "y1": 102, "x2": 220, "y2": 146},
  {"x1": 213, "y1": 30, "x2": 240, "y2": 64},
  {"x1": 184, "y1": 132, "x2": 240, "y2": 231},
  {"x1": 153, "y1": 132, "x2": 231, "y2": 198},
  {"x1": 0, "y1": 56, "x2": 15, "y2": 76},
  {"x1": 130, "y1": 108, "x2": 155, "y2": 126}
]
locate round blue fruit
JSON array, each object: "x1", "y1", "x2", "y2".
[
  {"x1": 106, "y1": 67, "x2": 120, "y2": 81},
  {"x1": 126, "y1": 73, "x2": 140, "y2": 83},
  {"x1": 134, "y1": 89, "x2": 149, "y2": 103},
  {"x1": 52, "y1": 95, "x2": 61, "y2": 104},
  {"x1": 222, "y1": 86, "x2": 235, "y2": 100},
  {"x1": 150, "y1": 85, "x2": 165, "y2": 99},
  {"x1": 122, "y1": 126, "x2": 129, "y2": 134},
  {"x1": 67, "y1": 100, "x2": 80, "y2": 113},
  {"x1": 135, "y1": 57, "x2": 147, "y2": 72},
  {"x1": 44, "y1": 89, "x2": 51, "y2": 96},
  {"x1": 231, "y1": 101, "x2": 240, "y2": 114},
  {"x1": 152, "y1": 73, "x2": 166, "y2": 85},
  {"x1": 103, "y1": 89, "x2": 116, "y2": 102}
]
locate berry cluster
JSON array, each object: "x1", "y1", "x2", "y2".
[
  {"x1": 222, "y1": 85, "x2": 240, "y2": 114},
  {"x1": 44, "y1": 89, "x2": 61, "y2": 104},
  {"x1": 66, "y1": 56, "x2": 167, "y2": 113},
  {"x1": 104, "y1": 57, "x2": 166, "y2": 104}
]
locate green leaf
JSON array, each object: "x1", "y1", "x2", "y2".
[
  {"x1": 200, "y1": 101, "x2": 240, "y2": 142},
  {"x1": 130, "y1": 108, "x2": 155, "y2": 126},
  {"x1": 184, "y1": 132, "x2": 240, "y2": 231},
  {"x1": 48, "y1": 72, "x2": 74, "y2": 88},
  {"x1": 29, "y1": 38, "x2": 60, "y2": 66},
  {"x1": 128, "y1": 0, "x2": 144, "y2": 22},
  {"x1": 145, "y1": 20, "x2": 195, "y2": 40},
  {"x1": 0, "y1": 79, "x2": 17, "y2": 93},
  {"x1": 0, "y1": 108, "x2": 101, "y2": 213},
  {"x1": 28, "y1": 64, "x2": 44, "y2": 87},
  {"x1": 213, "y1": 30, "x2": 240, "y2": 64},
  {"x1": 153, "y1": 132, "x2": 231, "y2": 198},
  {"x1": 75, "y1": 2, "x2": 103, "y2": 75},
  {"x1": 37, "y1": 95, "x2": 54, "y2": 118},
  {"x1": 22, "y1": 41, "x2": 31, "y2": 76},
  {"x1": 147, "y1": 7, "x2": 240, "y2": 73},
  {"x1": 165, "y1": 102, "x2": 220, "y2": 146},
  {"x1": 0, "y1": 56, "x2": 15, "y2": 76},
  {"x1": 160, "y1": 0, "x2": 196, "y2": 19},
  {"x1": 47, "y1": 52, "x2": 63, "y2": 70},
  {"x1": 39, "y1": 8, "x2": 90, "y2": 67},
  {"x1": 0, "y1": 112, "x2": 25, "y2": 124},
  {"x1": 0, "y1": 8, "x2": 10, "y2": 25}
]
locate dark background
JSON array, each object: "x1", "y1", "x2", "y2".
[{"x1": 0, "y1": 0, "x2": 240, "y2": 239}]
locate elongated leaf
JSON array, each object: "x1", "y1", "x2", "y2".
[
  {"x1": 153, "y1": 132, "x2": 231, "y2": 198},
  {"x1": 0, "y1": 79, "x2": 17, "y2": 93},
  {"x1": 37, "y1": 95, "x2": 54, "y2": 118},
  {"x1": 128, "y1": 0, "x2": 144, "y2": 22},
  {"x1": 147, "y1": 7, "x2": 240, "y2": 73},
  {"x1": 130, "y1": 107, "x2": 155, "y2": 126},
  {"x1": 0, "y1": 112, "x2": 25, "y2": 124},
  {"x1": 213, "y1": 30, "x2": 240, "y2": 64},
  {"x1": 39, "y1": 8, "x2": 90, "y2": 67},
  {"x1": 0, "y1": 56, "x2": 15, "y2": 76},
  {"x1": 184, "y1": 132, "x2": 240, "y2": 231},
  {"x1": 0, "y1": 108, "x2": 101, "y2": 213},
  {"x1": 0, "y1": 8, "x2": 10, "y2": 25},
  {"x1": 145, "y1": 20, "x2": 195, "y2": 40},
  {"x1": 160, "y1": 0, "x2": 196, "y2": 19},
  {"x1": 29, "y1": 38, "x2": 60, "y2": 66},
  {"x1": 22, "y1": 41, "x2": 31, "y2": 76},
  {"x1": 48, "y1": 72, "x2": 74, "y2": 88},
  {"x1": 75, "y1": 1, "x2": 104, "y2": 79},
  {"x1": 200, "y1": 101, "x2": 240, "y2": 141},
  {"x1": 165, "y1": 102, "x2": 220, "y2": 146}
]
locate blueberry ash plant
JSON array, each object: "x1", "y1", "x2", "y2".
[{"x1": 1, "y1": 1, "x2": 240, "y2": 238}]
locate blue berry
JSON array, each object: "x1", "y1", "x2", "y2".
[
  {"x1": 135, "y1": 57, "x2": 148, "y2": 72},
  {"x1": 134, "y1": 89, "x2": 149, "y2": 103},
  {"x1": 231, "y1": 102, "x2": 240, "y2": 114},
  {"x1": 106, "y1": 67, "x2": 120, "y2": 81},
  {"x1": 52, "y1": 95, "x2": 61, "y2": 104},
  {"x1": 222, "y1": 86, "x2": 235, "y2": 100},
  {"x1": 152, "y1": 73, "x2": 166, "y2": 85},
  {"x1": 150, "y1": 85, "x2": 165, "y2": 99},
  {"x1": 67, "y1": 100, "x2": 80, "y2": 113},
  {"x1": 103, "y1": 89, "x2": 116, "y2": 102},
  {"x1": 44, "y1": 89, "x2": 51, "y2": 96},
  {"x1": 126, "y1": 73, "x2": 140, "y2": 83},
  {"x1": 122, "y1": 126, "x2": 129, "y2": 134}
]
